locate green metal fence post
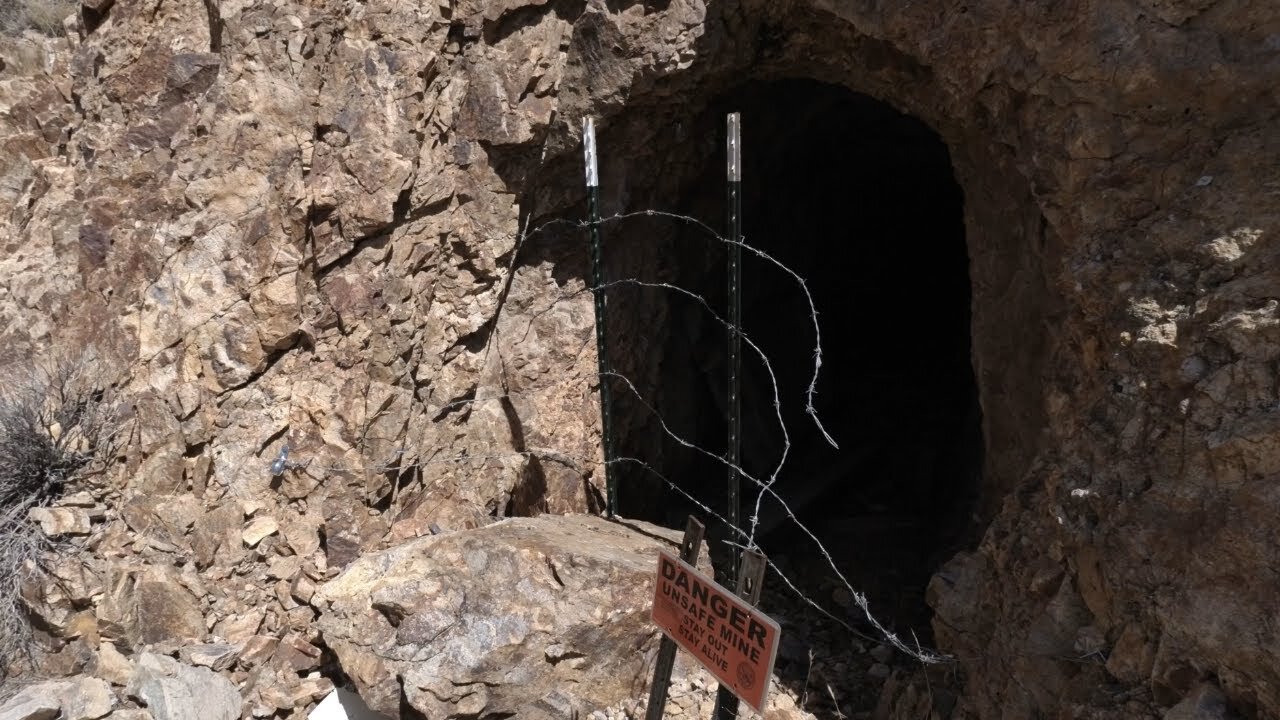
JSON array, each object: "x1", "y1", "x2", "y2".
[
  {"x1": 717, "y1": 109, "x2": 745, "y2": 720},
  {"x1": 583, "y1": 117, "x2": 618, "y2": 518},
  {"x1": 726, "y1": 112, "x2": 743, "y2": 573}
]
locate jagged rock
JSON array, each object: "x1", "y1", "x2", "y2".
[
  {"x1": 135, "y1": 572, "x2": 206, "y2": 646},
  {"x1": 274, "y1": 632, "x2": 322, "y2": 672},
  {"x1": 239, "y1": 635, "x2": 280, "y2": 668},
  {"x1": 213, "y1": 608, "x2": 264, "y2": 646},
  {"x1": 192, "y1": 504, "x2": 245, "y2": 569},
  {"x1": 0, "y1": 680, "x2": 66, "y2": 720},
  {"x1": 94, "y1": 641, "x2": 135, "y2": 686},
  {"x1": 21, "y1": 554, "x2": 103, "y2": 635},
  {"x1": 281, "y1": 513, "x2": 323, "y2": 558},
  {"x1": 62, "y1": 677, "x2": 115, "y2": 720},
  {"x1": 255, "y1": 670, "x2": 333, "y2": 713},
  {"x1": 314, "y1": 515, "x2": 695, "y2": 718},
  {"x1": 178, "y1": 642, "x2": 240, "y2": 671},
  {"x1": 0, "y1": 677, "x2": 115, "y2": 720},
  {"x1": 94, "y1": 566, "x2": 206, "y2": 648},
  {"x1": 57, "y1": 492, "x2": 97, "y2": 507},
  {"x1": 291, "y1": 575, "x2": 317, "y2": 604},
  {"x1": 266, "y1": 555, "x2": 301, "y2": 581},
  {"x1": 1107, "y1": 624, "x2": 1157, "y2": 684},
  {"x1": 242, "y1": 516, "x2": 279, "y2": 548},
  {"x1": 1165, "y1": 683, "x2": 1237, "y2": 720},
  {"x1": 126, "y1": 653, "x2": 240, "y2": 720},
  {"x1": 28, "y1": 507, "x2": 91, "y2": 536}
]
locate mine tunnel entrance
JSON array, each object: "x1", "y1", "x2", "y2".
[{"x1": 609, "y1": 79, "x2": 983, "y2": 639}]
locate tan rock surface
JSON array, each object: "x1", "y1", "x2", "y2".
[
  {"x1": 27, "y1": 507, "x2": 90, "y2": 536},
  {"x1": 314, "y1": 514, "x2": 698, "y2": 718},
  {"x1": 93, "y1": 642, "x2": 135, "y2": 686},
  {"x1": 126, "y1": 653, "x2": 240, "y2": 720}
]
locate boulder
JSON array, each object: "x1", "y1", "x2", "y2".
[
  {"x1": 1165, "y1": 683, "x2": 1238, "y2": 720},
  {"x1": 0, "y1": 677, "x2": 115, "y2": 720},
  {"x1": 62, "y1": 677, "x2": 115, "y2": 720},
  {"x1": 0, "y1": 681, "x2": 66, "y2": 720},
  {"x1": 126, "y1": 653, "x2": 240, "y2": 720},
  {"x1": 315, "y1": 514, "x2": 698, "y2": 718}
]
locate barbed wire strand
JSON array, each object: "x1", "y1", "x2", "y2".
[
  {"x1": 601, "y1": 370, "x2": 946, "y2": 664},
  {"x1": 246, "y1": 209, "x2": 945, "y2": 663},
  {"x1": 521, "y1": 210, "x2": 838, "y2": 450},
  {"x1": 517, "y1": 210, "x2": 840, "y2": 553}
]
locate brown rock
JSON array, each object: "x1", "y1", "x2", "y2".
[
  {"x1": 64, "y1": 612, "x2": 100, "y2": 643},
  {"x1": 266, "y1": 555, "x2": 301, "y2": 581},
  {"x1": 23, "y1": 555, "x2": 103, "y2": 636},
  {"x1": 0, "y1": 677, "x2": 115, "y2": 720},
  {"x1": 290, "y1": 575, "x2": 316, "y2": 605},
  {"x1": 213, "y1": 608, "x2": 264, "y2": 646},
  {"x1": 239, "y1": 635, "x2": 280, "y2": 668},
  {"x1": 1107, "y1": 623, "x2": 1156, "y2": 684},
  {"x1": 135, "y1": 574, "x2": 206, "y2": 646},
  {"x1": 257, "y1": 673, "x2": 333, "y2": 711},
  {"x1": 273, "y1": 632, "x2": 322, "y2": 672},
  {"x1": 191, "y1": 503, "x2": 244, "y2": 569},
  {"x1": 178, "y1": 642, "x2": 240, "y2": 671},
  {"x1": 281, "y1": 513, "x2": 323, "y2": 558},
  {"x1": 94, "y1": 565, "x2": 205, "y2": 648}
]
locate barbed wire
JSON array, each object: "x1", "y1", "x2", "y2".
[
  {"x1": 520, "y1": 209, "x2": 838, "y2": 450},
  {"x1": 601, "y1": 370, "x2": 947, "y2": 664},
  {"x1": 105, "y1": 110, "x2": 948, "y2": 664},
  {"x1": 247, "y1": 213, "x2": 950, "y2": 663},
  {"x1": 501, "y1": 212, "x2": 946, "y2": 661},
  {"x1": 47, "y1": 38, "x2": 953, "y2": 671}
]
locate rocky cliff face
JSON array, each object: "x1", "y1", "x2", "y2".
[{"x1": 1, "y1": 0, "x2": 1278, "y2": 718}]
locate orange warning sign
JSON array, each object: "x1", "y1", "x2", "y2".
[{"x1": 651, "y1": 548, "x2": 781, "y2": 713}]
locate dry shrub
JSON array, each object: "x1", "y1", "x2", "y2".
[
  {"x1": 0, "y1": 355, "x2": 121, "y2": 675},
  {"x1": 0, "y1": 0, "x2": 77, "y2": 36}
]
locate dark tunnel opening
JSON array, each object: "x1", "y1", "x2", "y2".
[{"x1": 609, "y1": 79, "x2": 983, "y2": 640}]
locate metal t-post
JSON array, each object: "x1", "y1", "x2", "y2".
[
  {"x1": 726, "y1": 112, "x2": 743, "y2": 574},
  {"x1": 583, "y1": 117, "x2": 618, "y2": 518},
  {"x1": 645, "y1": 517, "x2": 707, "y2": 720},
  {"x1": 713, "y1": 549, "x2": 769, "y2": 719},
  {"x1": 715, "y1": 110, "x2": 746, "y2": 720}
]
